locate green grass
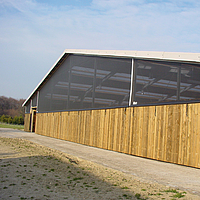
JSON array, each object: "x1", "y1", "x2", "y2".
[
  {"x1": 172, "y1": 192, "x2": 185, "y2": 198},
  {"x1": 0, "y1": 123, "x2": 24, "y2": 130}
]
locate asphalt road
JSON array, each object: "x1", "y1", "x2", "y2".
[{"x1": 0, "y1": 128, "x2": 200, "y2": 196}]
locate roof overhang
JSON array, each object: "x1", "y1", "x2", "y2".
[{"x1": 22, "y1": 49, "x2": 200, "y2": 107}]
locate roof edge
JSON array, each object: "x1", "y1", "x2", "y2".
[{"x1": 64, "y1": 49, "x2": 200, "y2": 62}]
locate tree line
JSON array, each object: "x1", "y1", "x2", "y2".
[{"x1": 0, "y1": 96, "x2": 25, "y2": 125}]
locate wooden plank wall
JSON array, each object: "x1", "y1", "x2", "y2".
[
  {"x1": 35, "y1": 103, "x2": 200, "y2": 168},
  {"x1": 24, "y1": 114, "x2": 30, "y2": 132}
]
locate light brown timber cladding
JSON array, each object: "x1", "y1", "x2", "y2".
[
  {"x1": 34, "y1": 103, "x2": 200, "y2": 168},
  {"x1": 24, "y1": 114, "x2": 31, "y2": 132}
]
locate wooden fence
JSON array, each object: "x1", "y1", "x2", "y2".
[
  {"x1": 24, "y1": 113, "x2": 30, "y2": 132},
  {"x1": 25, "y1": 103, "x2": 200, "y2": 168}
]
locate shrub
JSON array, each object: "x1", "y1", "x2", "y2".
[
  {"x1": 8, "y1": 116, "x2": 13, "y2": 124},
  {"x1": 0, "y1": 114, "x2": 24, "y2": 125}
]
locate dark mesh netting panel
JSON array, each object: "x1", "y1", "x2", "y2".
[
  {"x1": 38, "y1": 55, "x2": 132, "y2": 112},
  {"x1": 179, "y1": 63, "x2": 200, "y2": 101},
  {"x1": 25, "y1": 101, "x2": 31, "y2": 113},
  {"x1": 134, "y1": 60, "x2": 200, "y2": 104},
  {"x1": 32, "y1": 94, "x2": 37, "y2": 107},
  {"x1": 94, "y1": 57, "x2": 131, "y2": 108},
  {"x1": 38, "y1": 57, "x2": 70, "y2": 112},
  {"x1": 69, "y1": 55, "x2": 95, "y2": 109},
  {"x1": 134, "y1": 60, "x2": 178, "y2": 104}
]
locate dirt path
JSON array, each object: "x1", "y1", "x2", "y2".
[{"x1": 0, "y1": 128, "x2": 200, "y2": 199}]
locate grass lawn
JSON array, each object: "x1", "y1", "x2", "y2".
[{"x1": 0, "y1": 123, "x2": 24, "y2": 130}]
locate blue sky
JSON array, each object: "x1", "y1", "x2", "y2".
[{"x1": 0, "y1": 0, "x2": 200, "y2": 99}]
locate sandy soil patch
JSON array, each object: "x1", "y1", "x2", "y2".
[{"x1": 0, "y1": 137, "x2": 199, "y2": 200}]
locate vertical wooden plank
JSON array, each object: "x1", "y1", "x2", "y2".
[
  {"x1": 166, "y1": 105, "x2": 173, "y2": 162},
  {"x1": 53, "y1": 113, "x2": 57, "y2": 138},
  {"x1": 96, "y1": 110, "x2": 101, "y2": 148},
  {"x1": 56, "y1": 112, "x2": 61, "y2": 139},
  {"x1": 78, "y1": 111, "x2": 82, "y2": 144},
  {"x1": 161, "y1": 105, "x2": 167, "y2": 161},
  {"x1": 197, "y1": 104, "x2": 200, "y2": 168},
  {"x1": 46, "y1": 113, "x2": 49, "y2": 136},
  {"x1": 128, "y1": 107, "x2": 134, "y2": 155},
  {"x1": 107, "y1": 109, "x2": 113, "y2": 150},
  {"x1": 136, "y1": 107, "x2": 141, "y2": 156},
  {"x1": 24, "y1": 113, "x2": 30, "y2": 132},
  {"x1": 117, "y1": 108, "x2": 123, "y2": 152},
  {"x1": 63, "y1": 111, "x2": 69, "y2": 141},
  {"x1": 189, "y1": 104, "x2": 198, "y2": 167},
  {"x1": 76, "y1": 111, "x2": 80, "y2": 144},
  {"x1": 89, "y1": 110, "x2": 94, "y2": 146},
  {"x1": 171, "y1": 105, "x2": 176, "y2": 163},
  {"x1": 84, "y1": 110, "x2": 91, "y2": 145},
  {"x1": 103, "y1": 109, "x2": 110, "y2": 149},
  {"x1": 163, "y1": 105, "x2": 169, "y2": 162},
  {"x1": 81, "y1": 111, "x2": 86, "y2": 145},
  {"x1": 61, "y1": 112, "x2": 64, "y2": 140},
  {"x1": 147, "y1": 107, "x2": 152, "y2": 158},
  {"x1": 173, "y1": 105, "x2": 181, "y2": 164},
  {"x1": 63, "y1": 111, "x2": 68, "y2": 140},
  {"x1": 74, "y1": 111, "x2": 79, "y2": 143},
  {"x1": 92, "y1": 110, "x2": 99, "y2": 148},
  {"x1": 132, "y1": 107, "x2": 139, "y2": 155},
  {"x1": 120, "y1": 108, "x2": 126, "y2": 153},
  {"x1": 34, "y1": 113, "x2": 37, "y2": 133},
  {"x1": 178, "y1": 104, "x2": 185, "y2": 165},
  {"x1": 72, "y1": 111, "x2": 77, "y2": 142},
  {"x1": 122, "y1": 108, "x2": 127, "y2": 153},
  {"x1": 187, "y1": 104, "x2": 192, "y2": 166},
  {"x1": 92, "y1": 110, "x2": 96, "y2": 147},
  {"x1": 153, "y1": 106, "x2": 159, "y2": 160},
  {"x1": 156, "y1": 106, "x2": 162, "y2": 160},
  {"x1": 112, "y1": 108, "x2": 118, "y2": 151},
  {"x1": 99, "y1": 109, "x2": 105, "y2": 148},
  {"x1": 124, "y1": 107, "x2": 131, "y2": 154},
  {"x1": 41, "y1": 113, "x2": 45, "y2": 136},
  {"x1": 67, "y1": 112, "x2": 71, "y2": 141},
  {"x1": 193, "y1": 104, "x2": 199, "y2": 168},
  {"x1": 141, "y1": 107, "x2": 149, "y2": 157},
  {"x1": 54, "y1": 112, "x2": 58, "y2": 138},
  {"x1": 38, "y1": 113, "x2": 42, "y2": 135},
  {"x1": 132, "y1": 107, "x2": 137, "y2": 156}
]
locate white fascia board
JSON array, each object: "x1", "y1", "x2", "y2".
[
  {"x1": 22, "y1": 49, "x2": 200, "y2": 107},
  {"x1": 64, "y1": 49, "x2": 200, "y2": 63}
]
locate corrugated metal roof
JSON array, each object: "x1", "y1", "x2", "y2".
[{"x1": 22, "y1": 49, "x2": 200, "y2": 107}]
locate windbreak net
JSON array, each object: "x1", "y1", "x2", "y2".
[
  {"x1": 38, "y1": 55, "x2": 132, "y2": 112},
  {"x1": 133, "y1": 60, "x2": 200, "y2": 105},
  {"x1": 32, "y1": 94, "x2": 37, "y2": 107},
  {"x1": 25, "y1": 101, "x2": 31, "y2": 113}
]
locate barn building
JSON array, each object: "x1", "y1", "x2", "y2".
[{"x1": 23, "y1": 49, "x2": 200, "y2": 168}]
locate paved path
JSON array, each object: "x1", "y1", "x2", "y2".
[{"x1": 0, "y1": 128, "x2": 200, "y2": 196}]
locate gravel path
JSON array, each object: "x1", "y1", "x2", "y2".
[{"x1": 0, "y1": 128, "x2": 200, "y2": 197}]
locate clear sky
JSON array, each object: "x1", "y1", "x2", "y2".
[{"x1": 0, "y1": 0, "x2": 200, "y2": 100}]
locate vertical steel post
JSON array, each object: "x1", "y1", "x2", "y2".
[{"x1": 129, "y1": 59, "x2": 137, "y2": 106}]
